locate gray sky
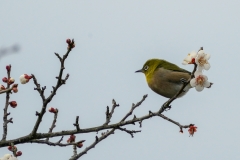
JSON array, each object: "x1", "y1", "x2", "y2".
[{"x1": 0, "y1": 1, "x2": 239, "y2": 160}]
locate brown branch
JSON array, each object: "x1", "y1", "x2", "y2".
[
  {"x1": 28, "y1": 139, "x2": 85, "y2": 147},
  {"x1": 0, "y1": 88, "x2": 12, "y2": 94},
  {"x1": 103, "y1": 99, "x2": 119, "y2": 125},
  {"x1": 70, "y1": 129, "x2": 115, "y2": 160},
  {"x1": 31, "y1": 41, "x2": 73, "y2": 136},
  {"x1": 2, "y1": 65, "x2": 11, "y2": 141},
  {"x1": 46, "y1": 110, "x2": 59, "y2": 141},
  {"x1": 0, "y1": 94, "x2": 191, "y2": 147},
  {"x1": 117, "y1": 127, "x2": 141, "y2": 138},
  {"x1": 120, "y1": 94, "x2": 148, "y2": 122}
]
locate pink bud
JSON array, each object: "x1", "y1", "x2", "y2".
[
  {"x1": 0, "y1": 85, "x2": 5, "y2": 90},
  {"x1": 48, "y1": 107, "x2": 57, "y2": 113},
  {"x1": 67, "y1": 134, "x2": 76, "y2": 143},
  {"x1": 12, "y1": 87, "x2": 18, "y2": 93},
  {"x1": 16, "y1": 151, "x2": 22, "y2": 156},
  {"x1": 66, "y1": 39, "x2": 71, "y2": 44},
  {"x1": 9, "y1": 101, "x2": 17, "y2": 108},
  {"x1": 8, "y1": 77, "x2": 15, "y2": 85},
  {"x1": 6, "y1": 65, "x2": 11, "y2": 72},
  {"x1": 2, "y1": 77, "x2": 8, "y2": 83},
  {"x1": 77, "y1": 142, "x2": 83, "y2": 148},
  {"x1": 8, "y1": 145, "x2": 17, "y2": 151}
]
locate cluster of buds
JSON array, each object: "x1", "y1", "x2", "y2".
[
  {"x1": 9, "y1": 101, "x2": 17, "y2": 108},
  {"x1": 48, "y1": 107, "x2": 58, "y2": 113},
  {"x1": 182, "y1": 48, "x2": 212, "y2": 92},
  {"x1": 66, "y1": 38, "x2": 75, "y2": 49},
  {"x1": 67, "y1": 134, "x2": 76, "y2": 143},
  {"x1": 19, "y1": 74, "x2": 32, "y2": 84},
  {"x1": 2, "y1": 77, "x2": 15, "y2": 85},
  {"x1": 7, "y1": 146, "x2": 22, "y2": 157},
  {"x1": 1, "y1": 65, "x2": 19, "y2": 93},
  {"x1": 188, "y1": 124, "x2": 197, "y2": 136}
]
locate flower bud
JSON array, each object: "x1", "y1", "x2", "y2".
[
  {"x1": 9, "y1": 101, "x2": 17, "y2": 108},
  {"x1": 6, "y1": 65, "x2": 11, "y2": 72},
  {"x1": 66, "y1": 39, "x2": 71, "y2": 44},
  {"x1": 12, "y1": 84, "x2": 18, "y2": 88},
  {"x1": 77, "y1": 142, "x2": 83, "y2": 148},
  {"x1": 12, "y1": 87, "x2": 18, "y2": 93},
  {"x1": 67, "y1": 134, "x2": 76, "y2": 143},
  {"x1": 0, "y1": 84, "x2": 5, "y2": 90},
  {"x1": 8, "y1": 78, "x2": 15, "y2": 85},
  {"x1": 16, "y1": 151, "x2": 22, "y2": 156},
  {"x1": 2, "y1": 77, "x2": 8, "y2": 83},
  {"x1": 8, "y1": 145, "x2": 17, "y2": 151},
  {"x1": 19, "y1": 74, "x2": 32, "y2": 84},
  {"x1": 48, "y1": 107, "x2": 57, "y2": 113}
]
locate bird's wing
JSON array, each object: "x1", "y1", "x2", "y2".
[
  {"x1": 157, "y1": 60, "x2": 191, "y2": 74},
  {"x1": 165, "y1": 70, "x2": 191, "y2": 84}
]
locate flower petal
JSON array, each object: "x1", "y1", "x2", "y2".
[
  {"x1": 197, "y1": 50, "x2": 205, "y2": 55},
  {"x1": 205, "y1": 54, "x2": 211, "y2": 60},
  {"x1": 204, "y1": 63, "x2": 211, "y2": 70},
  {"x1": 190, "y1": 79, "x2": 196, "y2": 87},
  {"x1": 182, "y1": 61, "x2": 188, "y2": 65},
  {"x1": 204, "y1": 81, "x2": 210, "y2": 87},
  {"x1": 202, "y1": 75, "x2": 208, "y2": 81},
  {"x1": 194, "y1": 70, "x2": 203, "y2": 77},
  {"x1": 195, "y1": 85, "x2": 204, "y2": 92}
]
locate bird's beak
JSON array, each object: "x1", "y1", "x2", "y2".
[{"x1": 135, "y1": 69, "x2": 143, "y2": 73}]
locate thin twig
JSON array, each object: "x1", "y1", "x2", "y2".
[
  {"x1": 46, "y1": 110, "x2": 59, "y2": 141},
  {"x1": 69, "y1": 129, "x2": 115, "y2": 160},
  {"x1": 2, "y1": 65, "x2": 11, "y2": 141}
]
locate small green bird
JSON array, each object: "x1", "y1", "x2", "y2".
[{"x1": 136, "y1": 59, "x2": 191, "y2": 98}]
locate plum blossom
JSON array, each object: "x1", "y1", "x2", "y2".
[
  {"x1": 190, "y1": 71, "x2": 211, "y2": 92},
  {"x1": 182, "y1": 51, "x2": 197, "y2": 65},
  {"x1": 19, "y1": 74, "x2": 32, "y2": 84},
  {"x1": 188, "y1": 125, "x2": 197, "y2": 137},
  {"x1": 195, "y1": 50, "x2": 210, "y2": 71},
  {"x1": 0, "y1": 154, "x2": 17, "y2": 160}
]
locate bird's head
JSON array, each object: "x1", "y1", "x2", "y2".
[{"x1": 135, "y1": 59, "x2": 162, "y2": 76}]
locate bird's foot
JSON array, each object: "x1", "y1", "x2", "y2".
[
  {"x1": 163, "y1": 103, "x2": 171, "y2": 111},
  {"x1": 180, "y1": 78, "x2": 188, "y2": 84}
]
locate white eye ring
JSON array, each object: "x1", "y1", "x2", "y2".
[{"x1": 144, "y1": 65, "x2": 149, "y2": 71}]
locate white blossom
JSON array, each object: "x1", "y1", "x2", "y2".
[
  {"x1": 19, "y1": 74, "x2": 31, "y2": 84},
  {"x1": 190, "y1": 71, "x2": 211, "y2": 92},
  {"x1": 182, "y1": 51, "x2": 197, "y2": 65},
  {"x1": 195, "y1": 50, "x2": 211, "y2": 71}
]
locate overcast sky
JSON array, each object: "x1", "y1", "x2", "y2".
[{"x1": 0, "y1": 1, "x2": 239, "y2": 160}]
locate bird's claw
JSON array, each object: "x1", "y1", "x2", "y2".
[
  {"x1": 180, "y1": 78, "x2": 188, "y2": 84},
  {"x1": 163, "y1": 104, "x2": 171, "y2": 111}
]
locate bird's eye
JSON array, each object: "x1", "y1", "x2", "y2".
[{"x1": 144, "y1": 65, "x2": 149, "y2": 71}]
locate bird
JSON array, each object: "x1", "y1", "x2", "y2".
[{"x1": 135, "y1": 59, "x2": 192, "y2": 98}]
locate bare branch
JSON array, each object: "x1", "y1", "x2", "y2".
[
  {"x1": 46, "y1": 110, "x2": 59, "y2": 141},
  {"x1": 2, "y1": 65, "x2": 12, "y2": 141},
  {"x1": 31, "y1": 45, "x2": 73, "y2": 136},
  {"x1": 70, "y1": 129, "x2": 115, "y2": 160},
  {"x1": 28, "y1": 139, "x2": 85, "y2": 147},
  {"x1": 117, "y1": 127, "x2": 141, "y2": 138},
  {"x1": 103, "y1": 99, "x2": 119, "y2": 125}
]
